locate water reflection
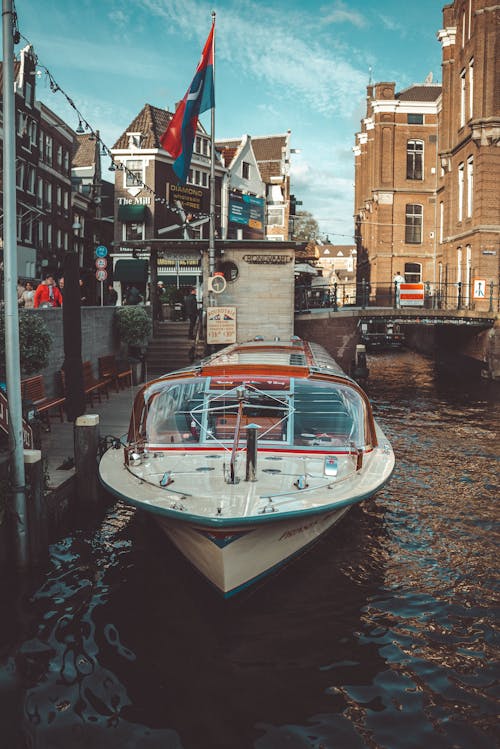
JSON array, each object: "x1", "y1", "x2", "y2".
[{"x1": 0, "y1": 351, "x2": 498, "y2": 748}]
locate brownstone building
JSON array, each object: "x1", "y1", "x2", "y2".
[
  {"x1": 437, "y1": 0, "x2": 499, "y2": 309},
  {"x1": 354, "y1": 81, "x2": 442, "y2": 303}
]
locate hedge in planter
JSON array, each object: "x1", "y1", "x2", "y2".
[
  {"x1": 114, "y1": 306, "x2": 152, "y2": 352},
  {"x1": 0, "y1": 309, "x2": 52, "y2": 377}
]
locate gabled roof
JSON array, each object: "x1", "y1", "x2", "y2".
[
  {"x1": 112, "y1": 103, "x2": 209, "y2": 151},
  {"x1": 217, "y1": 145, "x2": 238, "y2": 168},
  {"x1": 396, "y1": 84, "x2": 442, "y2": 102},
  {"x1": 216, "y1": 133, "x2": 289, "y2": 183},
  {"x1": 73, "y1": 134, "x2": 97, "y2": 167}
]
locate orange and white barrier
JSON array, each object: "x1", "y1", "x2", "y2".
[{"x1": 400, "y1": 282, "x2": 424, "y2": 307}]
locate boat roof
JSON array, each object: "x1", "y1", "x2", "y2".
[{"x1": 195, "y1": 338, "x2": 352, "y2": 382}]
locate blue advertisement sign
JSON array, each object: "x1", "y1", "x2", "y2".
[{"x1": 228, "y1": 193, "x2": 265, "y2": 239}]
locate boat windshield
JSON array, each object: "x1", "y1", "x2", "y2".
[{"x1": 144, "y1": 376, "x2": 366, "y2": 449}]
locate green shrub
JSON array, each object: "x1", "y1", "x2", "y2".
[
  {"x1": 0, "y1": 309, "x2": 52, "y2": 375},
  {"x1": 114, "y1": 306, "x2": 152, "y2": 347}
]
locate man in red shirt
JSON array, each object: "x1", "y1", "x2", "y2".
[{"x1": 33, "y1": 275, "x2": 63, "y2": 308}]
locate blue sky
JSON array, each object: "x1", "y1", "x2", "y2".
[{"x1": 15, "y1": 0, "x2": 445, "y2": 241}]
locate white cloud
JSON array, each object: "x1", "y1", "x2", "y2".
[{"x1": 319, "y1": 1, "x2": 368, "y2": 29}]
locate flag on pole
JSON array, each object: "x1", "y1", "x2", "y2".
[{"x1": 160, "y1": 23, "x2": 214, "y2": 184}]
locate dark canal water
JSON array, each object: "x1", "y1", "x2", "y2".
[{"x1": 0, "y1": 351, "x2": 498, "y2": 749}]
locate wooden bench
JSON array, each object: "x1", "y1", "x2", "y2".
[
  {"x1": 60, "y1": 361, "x2": 111, "y2": 407},
  {"x1": 21, "y1": 375, "x2": 65, "y2": 425},
  {"x1": 214, "y1": 414, "x2": 284, "y2": 441},
  {"x1": 98, "y1": 355, "x2": 132, "y2": 393}
]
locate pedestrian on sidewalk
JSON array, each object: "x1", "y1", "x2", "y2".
[
  {"x1": 184, "y1": 287, "x2": 198, "y2": 339},
  {"x1": 393, "y1": 271, "x2": 405, "y2": 308}
]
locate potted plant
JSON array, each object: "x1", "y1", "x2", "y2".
[
  {"x1": 113, "y1": 306, "x2": 152, "y2": 384},
  {"x1": 0, "y1": 309, "x2": 52, "y2": 379}
]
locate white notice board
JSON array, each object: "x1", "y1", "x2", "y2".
[{"x1": 206, "y1": 307, "x2": 237, "y2": 345}]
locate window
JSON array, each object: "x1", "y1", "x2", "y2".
[
  {"x1": 460, "y1": 70, "x2": 466, "y2": 127},
  {"x1": 458, "y1": 163, "x2": 464, "y2": 221},
  {"x1": 242, "y1": 161, "x2": 250, "y2": 179},
  {"x1": 407, "y1": 113, "x2": 423, "y2": 125},
  {"x1": 36, "y1": 179, "x2": 43, "y2": 208},
  {"x1": 25, "y1": 81, "x2": 33, "y2": 108},
  {"x1": 268, "y1": 206, "x2": 285, "y2": 226},
  {"x1": 56, "y1": 185, "x2": 62, "y2": 207},
  {"x1": 188, "y1": 169, "x2": 208, "y2": 187},
  {"x1": 57, "y1": 229, "x2": 62, "y2": 248},
  {"x1": 462, "y1": 10, "x2": 466, "y2": 47},
  {"x1": 468, "y1": 58, "x2": 474, "y2": 119},
  {"x1": 404, "y1": 262, "x2": 422, "y2": 283},
  {"x1": 16, "y1": 161, "x2": 25, "y2": 190},
  {"x1": 125, "y1": 159, "x2": 143, "y2": 187},
  {"x1": 57, "y1": 145, "x2": 63, "y2": 168},
  {"x1": 38, "y1": 220, "x2": 44, "y2": 246},
  {"x1": 45, "y1": 135, "x2": 53, "y2": 164},
  {"x1": 63, "y1": 150, "x2": 69, "y2": 173},
  {"x1": 405, "y1": 204, "x2": 423, "y2": 244},
  {"x1": 468, "y1": 0, "x2": 472, "y2": 39},
  {"x1": 466, "y1": 156, "x2": 473, "y2": 218},
  {"x1": 46, "y1": 182, "x2": 52, "y2": 209},
  {"x1": 406, "y1": 140, "x2": 423, "y2": 180},
  {"x1": 123, "y1": 222, "x2": 145, "y2": 241},
  {"x1": 47, "y1": 224, "x2": 52, "y2": 248},
  {"x1": 27, "y1": 166, "x2": 36, "y2": 194},
  {"x1": 439, "y1": 201, "x2": 444, "y2": 244}
]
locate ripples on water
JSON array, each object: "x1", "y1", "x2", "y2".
[{"x1": 0, "y1": 352, "x2": 498, "y2": 749}]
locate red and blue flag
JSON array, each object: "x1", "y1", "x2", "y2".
[{"x1": 160, "y1": 23, "x2": 214, "y2": 184}]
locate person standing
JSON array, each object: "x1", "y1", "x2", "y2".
[
  {"x1": 125, "y1": 284, "x2": 141, "y2": 305},
  {"x1": 19, "y1": 281, "x2": 35, "y2": 308},
  {"x1": 184, "y1": 287, "x2": 198, "y2": 339},
  {"x1": 393, "y1": 271, "x2": 405, "y2": 308},
  {"x1": 106, "y1": 284, "x2": 118, "y2": 305},
  {"x1": 33, "y1": 275, "x2": 63, "y2": 308}
]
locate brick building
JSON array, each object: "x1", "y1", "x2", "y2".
[
  {"x1": 437, "y1": 0, "x2": 499, "y2": 309},
  {"x1": 353, "y1": 81, "x2": 442, "y2": 303},
  {"x1": 354, "y1": 1, "x2": 499, "y2": 310},
  {"x1": 110, "y1": 103, "x2": 226, "y2": 296}
]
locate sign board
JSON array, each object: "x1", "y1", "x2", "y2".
[
  {"x1": 473, "y1": 279, "x2": 487, "y2": 299},
  {"x1": 95, "y1": 257, "x2": 107, "y2": 269},
  {"x1": 95, "y1": 245, "x2": 108, "y2": 258},
  {"x1": 400, "y1": 282, "x2": 424, "y2": 307},
  {"x1": 207, "y1": 307, "x2": 237, "y2": 345},
  {"x1": 0, "y1": 390, "x2": 33, "y2": 449},
  {"x1": 96, "y1": 269, "x2": 108, "y2": 282}
]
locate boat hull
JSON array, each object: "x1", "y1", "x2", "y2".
[{"x1": 155, "y1": 505, "x2": 351, "y2": 597}]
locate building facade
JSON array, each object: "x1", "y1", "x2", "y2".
[
  {"x1": 354, "y1": 81, "x2": 442, "y2": 303},
  {"x1": 110, "y1": 103, "x2": 226, "y2": 297},
  {"x1": 437, "y1": 0, "x2": 499, "y2": 310}
]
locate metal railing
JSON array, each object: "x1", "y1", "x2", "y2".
[{"x1": 295, "y1": 280, "x2": 499, "y2": 315}]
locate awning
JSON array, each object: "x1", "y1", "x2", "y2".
[
  {"x1": 113, "y1": 259, "x2": 149, "y2": 283},
  {"x1": 294, "y1": 263, "x2": 318, "y2": 275},
  {"x1": 118, "y1": 204, "x2": 147, "y2": 222}
]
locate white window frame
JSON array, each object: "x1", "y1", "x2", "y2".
[
  {"x1": 16, "y1": 160, "x2": 25, "y2": 189},
  {"x1": 458, "y1": 163, "x2": 464, "y2": 222},
  {"x1": 468, "y1": 58, "x2": 474, "y2": 119},
  {"x1": 267, "y1": 206, "x2": 285, "y2": 226},
  {"x1": 439, "y1": 201, "x2": 444, "y2": 244},
  {"x1": 36, "y1": 178, "x2": 43, "y2": 208},
  {"x1": 466, "y1": 156, "x2": 473, "y2": 218},
  {"x1": 460, "y1": 70, "x2": 466, "y2": 128},
  {"x1": 125, "y1": 159, "x2": 143, "y2": 188},
  {"x1": 406, "y1": 139, "x2": 424, "y2": 180},
  {"x1": 27, "y1": 165, "x2": 36, "y2": 194},
  {"x1": 122, "y1": 222, "x2": 145, "y2": 242},
  {"x1": 47, "y1": 224, "x2": 52, "y2": 248},
  {"x1": 405, "y1": 204, "x2": 423, "y2": 244}
]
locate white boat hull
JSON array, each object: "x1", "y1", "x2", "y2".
[{"x1": 155, "y1": 505, "x2": 350, "y2": 597}]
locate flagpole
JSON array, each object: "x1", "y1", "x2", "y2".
[{"x1": 208, "y1": 10, "x2": 216, "y2": 306}]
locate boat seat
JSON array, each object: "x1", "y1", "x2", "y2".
[{"x1": 214, "y1": 414, "x2": 283, "y2": 440}]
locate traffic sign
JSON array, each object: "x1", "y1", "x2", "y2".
[
  {"x1": 96, "y1": 269, "x2": 108, "y2": 282},
  {"x1": 95, "y1": 245, "x2": 108, "y2": 258},
  {"x1": 95, "y1": 257, "x2": 107, "y2": 269}
]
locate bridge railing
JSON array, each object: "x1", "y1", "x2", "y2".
[{"x1": 295, "y1": 280, "x2": 499, "y2": 315}]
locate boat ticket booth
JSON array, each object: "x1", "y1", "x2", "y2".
[{"x1": 111, "y1": 240, "x2": 306, "y2": 344}]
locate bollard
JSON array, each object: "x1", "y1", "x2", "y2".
[
  {"x1": 24, "y1": 449, "x2": 46, "y2": 566},
  {"x1": 74, "y1": 414, "x2": 100, "y2": 506},
  {"x1": 245, "y1": 424, "x2": 260, "y2": 482}
]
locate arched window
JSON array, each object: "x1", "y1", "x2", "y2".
[
  {"x1": 405, "y1": 204, "x2": 423, "y2": 244},
  {"x1": 406, "y1": 140, "x2": 424, "y2": 180}
]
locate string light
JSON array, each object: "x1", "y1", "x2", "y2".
[{"x1": 18, "y1": 32, "x2": 209, "y2": 224}]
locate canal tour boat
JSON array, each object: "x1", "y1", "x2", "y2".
[{"x1": 98, "y1": 338, "x2": 394, "y2": 597}]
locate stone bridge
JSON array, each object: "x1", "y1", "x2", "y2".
[{"x1": 294, "y1": 307, "x2": 500, "y2": 380}]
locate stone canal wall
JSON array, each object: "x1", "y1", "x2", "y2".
[{"x1": 294, "y1": 312, "x2": 360, "y2": 374}]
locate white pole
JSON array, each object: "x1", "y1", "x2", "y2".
[
  {"x1": 208, "y1": 11, "x2": 216, "y2": 306},
  {"x1": 2, "y1": 0, "x2": 28, "y2": 566}
]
